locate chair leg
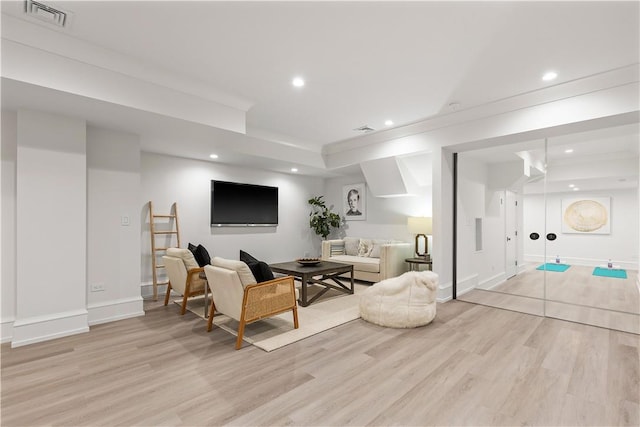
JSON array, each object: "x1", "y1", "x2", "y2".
[
  {"x1": 180, "y1": 294, "x2": 188, "y2": 315},
  {"x1": 206, "y1": 299, "x2": 216, "y2": 332},
  {"x1": 235, "y1": 318, "x2": 246, "y2": 350},
  {"x1": 292, "y1": 306, "x2": 299, "y2": 329},
  {"x1": 163, "y1": 282, "x2": 172, "y2": 306}
]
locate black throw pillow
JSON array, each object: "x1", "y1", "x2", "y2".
[
  {"x1": 256, "y1": 261, "x2": 275, "y2": 282},
  {"x1": 188, "y1": 243, "x2": 211, "y2": 267},
  {"x1": 188, "y1": 243, "x2": 198, "y2": 255},
  {"x1": 194, "y1": 244, "x2": 211, "y2": 267},
  {"x1": 239, "y1": 250, "x2": 274, "y2": 283},
  {"x1": 239, "y1": 250, "x2": 259, "y2": 265}
]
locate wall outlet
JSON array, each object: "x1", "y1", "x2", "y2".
[
  {"x1": 91, "y1": 283, "x2": 105, "y2": 292},
  {"x1": 121, "y1": 215, "x2": 130, "y2": 226}
]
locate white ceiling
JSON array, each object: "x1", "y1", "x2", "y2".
[
  {"x1": 460, "y1": 122, "x2": 640, "y2": 193},
  {"x1": 2, "y1": 0, "x2": 639, "y2": 175}
]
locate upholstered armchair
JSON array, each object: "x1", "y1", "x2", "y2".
[
  {"x1": 204, "y1": 257, "x2": 299, "y2": 349},
  {"x1": 162, "y1": 248, "x2": 207, "y2": 315}
]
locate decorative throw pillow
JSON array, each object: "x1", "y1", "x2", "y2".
[
  {"x1": 344, "y1": 237, "x2": 359, "y2": 256},
  {"x1": 188, "y1": 243, "x2": 211, "y2": 267},
  {"x1": 330, "y1": 241, "x2": 345, "y2": 256},
  {"x1": 358, "y1": 239, "x2": 373, "y2": 257},
  {"x1": 188, "y1": 243, "x2": 197, "y2": 254},
  {"x1": 195, "y1": 244, "x2": 211, "y2": 267},
  {"x1": 239, "y1": 250, "x2": 275, "y2": 283},
  {"x1": 369, "y1": 244, "x2": 381, "y2": 258},
  {"x1": 369, "y1": 239, "x2": 390, "y2": 258}
]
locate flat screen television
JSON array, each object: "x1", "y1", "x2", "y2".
[{"x1": 210, "y1": 180, "x2": 278, "y2": 226}]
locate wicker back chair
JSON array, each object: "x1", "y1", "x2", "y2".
[
  {"x1": 204, "y1": 257, "x2": 299, "y2": 349},
  {"x1": 162, "y1": 248, "x2": 206, "y2": 314}
]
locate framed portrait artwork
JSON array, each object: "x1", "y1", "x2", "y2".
[
  {"x1": 561, "y1": 197, "x2": 610, "y2": 234},
  {"x1": 343, "y1": 183, "x2": 366, "y2": 220}
]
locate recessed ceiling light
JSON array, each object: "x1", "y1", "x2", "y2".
[
  {"x1": 291, "y1": 167, "x2": 298, "y2": 172},
  {"x1": 292, "y1": 77, "x2": 305, "y2": 87},
  {"x1": 384, "y1": 120, "x2": 394, "y2": 126},
  {"x1": 573, "y1": 187, "x2": 579, "y2": 191},
  {"x1": 209, "y1": 154, "x2": 219, "y2": 159},
  {"x1": 568, "y1": 184, "x2": 575, "y2": 188},
  {"x1": 542, "y1": 71, "x2": 558, "y2": 81},
  {"x1": 565, "y1": 148, "x2": 574, "y2": 153}
]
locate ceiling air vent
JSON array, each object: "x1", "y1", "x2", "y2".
[
  {"x1": 25, "y1": 0, "x2": 68, "y2": 27},
  {"x1": 354, "y1": 125, "x2": 375, "y2": 133}
]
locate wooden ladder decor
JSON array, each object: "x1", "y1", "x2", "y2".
[{"x1": 149, "y1": 201, "x2": 181, "y2": 300}]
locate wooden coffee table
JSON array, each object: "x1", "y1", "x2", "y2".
[{"x1": 269, "y1": 260, "x2": 354, "y2": 307}]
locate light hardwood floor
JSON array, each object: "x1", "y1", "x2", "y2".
[
  {"x1": 460, "y1": 265, "x2": 640, "y2": 334},
  {"x1": 2, "y1": 298, "x2": 638, "y2": 426}
]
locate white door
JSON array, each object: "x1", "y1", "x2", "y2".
[{"x1": 505, "y1": 190, "x2": 518, "y2": 278}]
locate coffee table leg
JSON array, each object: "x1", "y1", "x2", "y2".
[
  {"x1": 300, "y1": 273, "x2": 309, "y2": 307},
  {"x1": 350, "y1": 267, "x2": 354, "y2": 294}
]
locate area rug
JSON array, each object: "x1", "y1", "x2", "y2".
[
  {"x1": 592, "y1": 267, "x2": 627, "y2": 279},
  {"x1": 536, "y1": 263, "x2": 571, "y2": 272},
  {"x1": 176, "y1": 283, "x2": 368, "y2": 351}
]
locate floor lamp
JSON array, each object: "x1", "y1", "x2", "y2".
[{"x1": 408, "y1": 216, "x2": 432, "y2": 259}]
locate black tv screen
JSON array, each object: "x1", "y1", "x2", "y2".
[{"x1": 211, "y1": 180, "x2": 278, "y2": 226}]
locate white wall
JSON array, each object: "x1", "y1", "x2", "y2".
[
  {"x1": 12, "y1": 109, "x2": 88, "y2": 347},
  {"x1": 323, "y1": 170, "x2": 432, "y2": 242},
  {"x1": 140, "y1": 153, "x2": 325, "y2": 295},
  {"x1": 456, "y1": 155, "x2": 515, "y2": 295},
  {"x1": 87, "y1": 127, "x2": 144, "y2": 325},
  {"x1": 1, "y1": 112, "x2": 145, "y2": 346},
  {"x1": 523, "y1": 189, "x2": 639, "y2": 268},
  {"x1": 1, "y1": 110, "x2": 17, "y2": 341}
]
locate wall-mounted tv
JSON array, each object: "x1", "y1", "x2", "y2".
[{"x1": 210, "y1": 180, "x2": 278, "y2": 227}]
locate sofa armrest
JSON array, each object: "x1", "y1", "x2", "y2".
[
  {"x1": 379, "y1": 243, "x2": 412, "y2": 280},
  {"x1": 321, "y1": 239, "x2": 344, "y2": 260}
]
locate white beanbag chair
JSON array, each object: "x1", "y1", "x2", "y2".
[{"x1": 359, "y1": 270, "x2": 438, "y2": 328}]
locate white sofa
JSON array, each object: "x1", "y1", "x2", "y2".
[{"x1": 321, "y1": 237, "x2": 412, "y2": 282}]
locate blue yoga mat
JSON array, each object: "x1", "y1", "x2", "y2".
[
  {"x1": 592, "y1": 267, "x2": 627, "y2": 279},
  {"x1": 536, "y1": 263, "x2": 571, "y2": 272}
]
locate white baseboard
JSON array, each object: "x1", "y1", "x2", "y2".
[
  {"x1": 437, "y1": 282, "x2": 453, "y2": 302},
  {"x1": 140, "y1": 282, "x2": 168, "y2": 299},
  {"x1": 437, "y1": 274, "x2": 482, "y2": 302},
  {"x1": 88, "y1": 296, "x2": 145, "y2": 326},
  {"x1": 454, "y1": 274, "x2": 480, "y2": 298},
  {"x1": 1, "y1": 318, "x2": 15, "y2": 344},
  {"x1": 11, "y1": 309, "x2": 89, "y2": 348},
  {"x1": 478, "y1": 272, "x2": 507, "y2": 290},
  {"x1": 524, "y1": 255, "x2": 638, "y2": 270}
]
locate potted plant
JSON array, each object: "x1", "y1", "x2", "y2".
[{"x1": 308, "y1": 196, "x2": 341, "y2": 239}]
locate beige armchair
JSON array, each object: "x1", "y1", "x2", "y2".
[
  {"x1": 162, "y1": 248, "x2": 207, "y2": 314},
  {"x1": 204, "y1": 257, "x2": 299, "y2": 350}
]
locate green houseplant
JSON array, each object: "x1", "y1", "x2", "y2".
[{"x1": 308, "y1": 196, "x2": 341, "y2": 239}]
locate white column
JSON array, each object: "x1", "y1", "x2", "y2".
[
  {"x1": 432, "y1": 146, "x2": 455, "y2": 301},
  {"x1": 1, "y1": 111, "x2": 18, "y2": 342},
  {"x1": 12, "y1": 109, "x2": 88, "y2": 347}
]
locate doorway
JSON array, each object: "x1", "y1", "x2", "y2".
[
  {"x1": 505, "y1": 190, "x2": 518, "y2": 279},
  {"x1": 456, "y1": 125, "x2": 640, "y2": 334}
]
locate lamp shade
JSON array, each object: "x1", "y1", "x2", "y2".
[{"x1": 408, "y1": 217, "x2": 432, "y2": 234}]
